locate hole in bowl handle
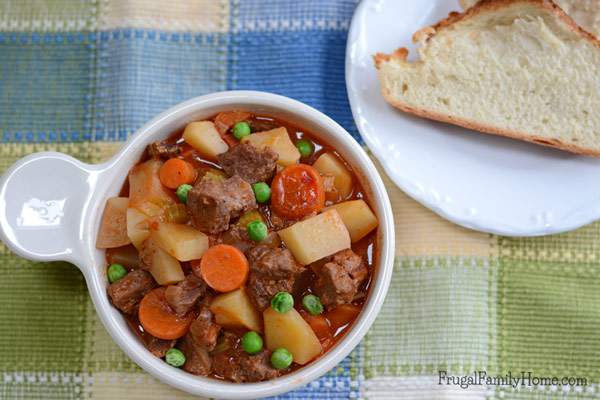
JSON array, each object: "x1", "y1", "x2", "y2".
[{"x1": 0, "y1": 152, "x2": 98, "y2": 266}]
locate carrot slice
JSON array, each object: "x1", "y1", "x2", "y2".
[
  {"x1": 326, "y1": 304, "x2": 361, "y2": 331},
  {"x1": 271, "y1": 164, "x2": 325, "y2": 219},
  {"x1": 200, "y1": 244, "x2": 249, "y2": 292},
  {"x1": 159, "y1": 158, "x2": 197, "y2": 189},
  {"x1": 221, "y1": 133, "x2": 238, "y2": 148},
  {"x1": 214, "y1": 110, "x2": 252, "y2": 135},
  {"x1": 138, "y1": 287, "x2": 195, "y2": 340},
  {"x1": 300, "y1": 310, "x2": 332, "y2": 341}
]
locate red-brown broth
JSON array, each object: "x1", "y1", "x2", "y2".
[{"x1": 109, "y1": 112, "x2": 378, "y2": 379}]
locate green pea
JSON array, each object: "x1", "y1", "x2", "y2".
[
  {"x1": 270, "y1": 348, "x2": 293, "y2": 369},
  {"x1": 107, "y1": 263, "x2": 127, "y2": 283},
  {"x1": 176, "y1": 183, "x2": 193, "y2": 204},
  {"x1": 165, "y1": 348, "x2": 186, "y2": 367},
  {"x1": 247, "y1": 220, "x2": 268, "y2": 242},
  {"x1": 241, "y1": 331, "x2": 264, "y2": 354},
  {"x1": 271, "y1": 292, "x2": 293, "y2": 313},
  {"x1": 296, "y1": 139, "x2": 314, "y2": 158},
  {"x1": 233, "y1": 121, "x2": 251, "y2": 140},
  {"x1": 252, "y1": 182, "x2": 271, "y2": 204},
  {"x1": 302, "y1": 294, "x2": 324, "y2": 315}
]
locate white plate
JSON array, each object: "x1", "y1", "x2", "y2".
[{"x1": 346, "y1": 0, "x2": 600, "y2": 237}]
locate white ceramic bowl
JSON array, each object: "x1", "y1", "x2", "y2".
[{"x1": 0, "y1": 91, "x2": 394, "y2": 399}]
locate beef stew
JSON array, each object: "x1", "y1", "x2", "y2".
[{"x1": 97, "y1": 111, "x2": 379, "y2": 382}]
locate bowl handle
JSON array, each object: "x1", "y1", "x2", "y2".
[{"x1": 0, "y1": 152, "x2": 100, "y2": 266}]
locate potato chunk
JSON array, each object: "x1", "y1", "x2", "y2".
[
  {"x1": 313, "y1": 153, "x2": 353, "y2": 200},
  {"x1": 210, "y1": 288, "x2": 262, "y2": 332},
  {"x1": 97, "y1": 197, "x2": 131, "y2": 248},
  {"x1": 129, "y1": 159, "x2": 175, "y2": 216},
  {"x1": 148, "y1": 244, "x2": 185, "y2": 285},
  {"x1": 278, "y1": 209, "x2": 350, "y2": 265},
  {"x1": 326, "y1": 200, "x2": 378, "y2": 242},
  {"x1": 126, "y1": 207, "x2": 150, "y2": 250},
  {"x1": 263, "y1": 307, "x2": 322, "y2": 365},
  {"x1": 151, "y1": 222, "x2": 208, "y2": 261},
  {"x1": 183, "y1": 121, "x2": 229, "y2": 161},
  {"x1": 242, "y1": 127, "x2": 300, "y2": 166}
]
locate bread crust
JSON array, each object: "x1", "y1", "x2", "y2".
[
  {"x1": 373, "y1": 0, "x2": 600, "y2": 156},
  {"x1": 379, "y1": 89, "x2": 600, "y2": 156}
]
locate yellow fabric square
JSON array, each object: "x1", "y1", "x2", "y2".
[
  {"x1": 84, "y1": 372, "x2": 208, "y2": 400},
  {"x1": 99, "y1": 0, "x2": 229, "y2": 32}
]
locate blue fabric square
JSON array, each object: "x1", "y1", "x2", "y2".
[
  {"x1": 228, "y1": 30, "x2": 360, "y2": 141},
  {"x1": 93, "y1": 30, "x2": 227, "y2": 141},
  {"x1": 268, "y1": 345, "x2": 361, "y2": 400},
  {"x1": 0, "y1": 33, "x2": 93, "y2": 142}
]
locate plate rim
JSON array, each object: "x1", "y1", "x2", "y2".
[{"x1": 345, "y1": 0, "x2": 600, "y2": 237}]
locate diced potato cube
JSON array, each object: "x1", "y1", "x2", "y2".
[
  {"x1": 278, "y1": 209, "x2": 350, "y2": 265},
  {"x1": 97, "y1": 197, "x2": 131, "y2": 248},
  {"x1": 263, "y1": 307, "x2": 322, "y2": 365},
  {"x1": 183, "y1": 121, "x2": 229, "y2": 161},
  {"x1": 151, "y1": 222, "x2": 209, "y2": 262},
  {"x1": 148, "y1": 243, "x2": 185, "y2": 285},
  {"x1": 326, "y1": 200, "x2": 378, "y2": 242},
  {"x1": 214, "y1": 312, "x2": 237, "y2": 327},
  {"x1": 242, "y1": 127, "x2": 300, "y2": 166},
  {"x1": 126, "y1": 207, "x2": 150, "y2": 250},
  {"x1": 313, "y1": 153, "x2": 353, "y2": 200},
  {"x1": 210, "y1": 288, "x2": 262, "y2": 332},
  {"x1": 129, "y1": 159, "x2": 175, "y2": 215}
]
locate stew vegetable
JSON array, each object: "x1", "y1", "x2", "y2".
[{"x1": 97, "y1": 111, "x2": 379, "y2": 382}]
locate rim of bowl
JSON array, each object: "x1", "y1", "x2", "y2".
[{"x1": 83, "y1": 91, "x2": 395, "y2": 399}]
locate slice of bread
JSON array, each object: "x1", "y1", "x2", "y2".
[
  {"x1": 461, "y1": 0, "x2": 600, "y2": 37},
  {"x1": 374, "y1": 0, "x2": 600, "y2": 156}
]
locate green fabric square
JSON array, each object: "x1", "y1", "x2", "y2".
[
  {"x1": 0, "y1": 255, "x2": 87, "y2": 372},
  {"x1": 84, "y1": 300, "x2": 140, "y2": 373},
  {"x1": 498, "y1": 259, "x2": 600, "y2": 380},
  {"x1": 0, "y1": 0, "x2": 96, "y2": 31},
  {"x1": 363, "y1": 256, "x2": 495, "y2": 378},
  {"x1": 500, "y1": 222, "x2": 600, "y2": 264},
  {"x1": 494, "y1": 387, "x2": 598, "y2": 399},
  {"x1": 0, "y1": 377, "x2": 81, "y2": 400}
]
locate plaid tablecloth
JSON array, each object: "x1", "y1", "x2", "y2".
[{"x1": 2, "y1": 1, "x2": 600, "y2": 399}]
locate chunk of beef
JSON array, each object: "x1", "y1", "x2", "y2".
[
  {"x1": 107, "y1": 270, "x2": 156, "y2": 314},
  {"x1": 165, "y1": 274, "x2": 207, "y2": 316},
  {"x1": 269, "y1": 212, "x2": 296, "y2": 230},
  {"x1": 147, "y1": 140, "x2": 181, "y2": 159},
  {"x1": 218, "y1": 224, "x2": 280, "y2": 254},
  {"x1": 145, "y1": 336, "x2": 176, "y2": 358},
  {"x1": 217, "y1": 142, "x2": 278, "y2": 184},
  {"x1": 268, "y1": 209, "x2": 317, "y2": 231},
  {"x1": 246, "y1": 246, "x2": 303, "y2": 311},
  {"x1": 314, "y1": 249, "x2": 368, "y2": 308},
  {"x1": 187, "y1": 175, "x2": 256, "y2": 234},
  {"x1": 178, "y1": 307, "x2": 220, "y2": 376},
  {"x1": 188, "y1": 307, "x2": 221, "y2": 351},
  {"x1": 179, "y1": 336, "x2": 212, "y2": 376},
  {"x1": 219, "y1": 224, "x2": 252, "y2": 253},
  {"x1": 248, "y1": 118, "x2": 279, "y2": 132},
  {"x1": 213, "y1": 350, "x2": 279, "y2": 383}
]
